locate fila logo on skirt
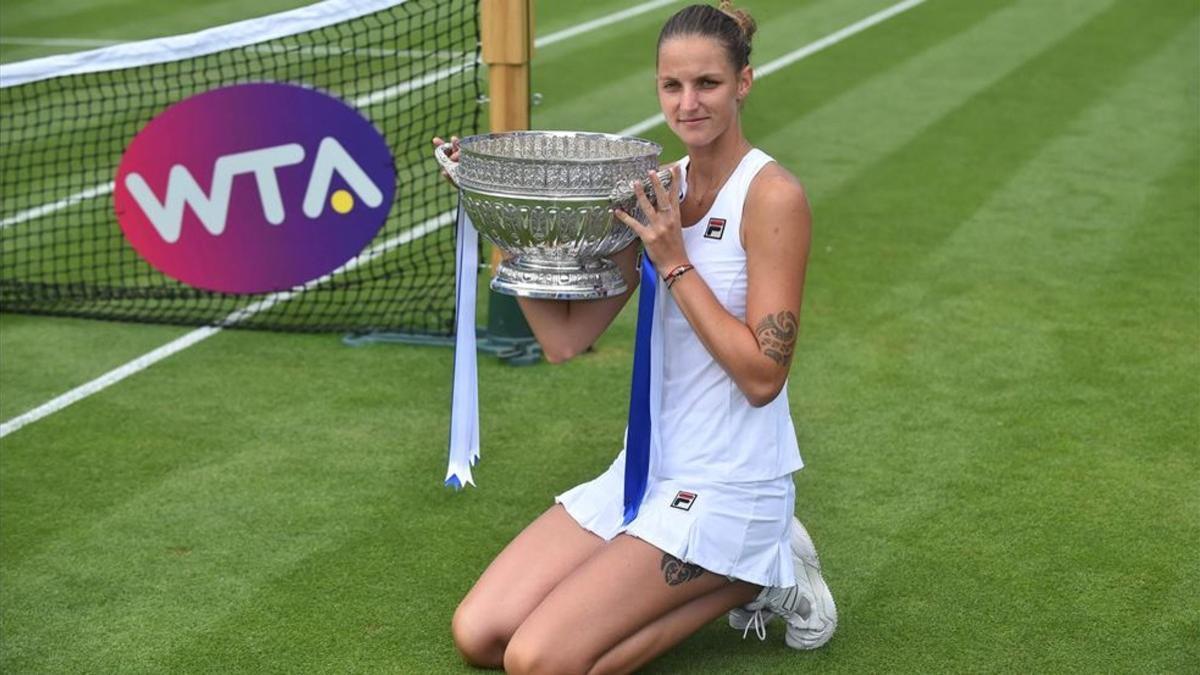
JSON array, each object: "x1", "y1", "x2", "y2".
[
  {"x1": 671, "y1": 491, "x2": 697, "y2": 511},
  {"x1": 704, "y1": 218, "x2": 726, "y2": 240}
]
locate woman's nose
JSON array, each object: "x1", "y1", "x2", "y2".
[{"x1": 681, "y1": 86, "x2": 700, "y2": 110}]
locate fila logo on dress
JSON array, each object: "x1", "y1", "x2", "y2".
[
  {"x1": 671, "y1": 491, "x2": 697, "y2": 511},
  {"x1": 704, "y1": 217, "x2": 726, "y2": 240}
]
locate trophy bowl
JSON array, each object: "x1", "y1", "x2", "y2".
[{"x1": 435, "y1": 130, "x2": 671, "y2": 299}]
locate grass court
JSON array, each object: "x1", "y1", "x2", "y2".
[{"x1": 1, "y1": 0, "x2": 1197, "y2": 671}]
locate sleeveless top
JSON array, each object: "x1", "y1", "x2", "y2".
[{"x1": 646, "y1": 148, "x2": 805, "y2": 483}]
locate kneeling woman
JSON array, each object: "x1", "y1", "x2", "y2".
[{"x1": 436, "y1": 3, "x2": 836, "y2": 672}]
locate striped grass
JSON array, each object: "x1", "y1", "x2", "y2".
[{"x1": 1, "y1": 0, "x2": 1197, "y2": 671}]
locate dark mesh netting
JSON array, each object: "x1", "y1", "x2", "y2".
[{"x1": 0, "y1": 0, "x2": 481, "y2": 333}]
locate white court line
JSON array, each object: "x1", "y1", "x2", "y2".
[
  {"x1": 0, "y1": 209, "x2": 456, "y2": 439},
  {"x1": 0, "y1": 181, "x2": 115, "y2": 228},
  {"x1": 355, "y1": 0, "x2": 690, "y2": 106},
  {"x1": 756, "y1": 0, "x2": 927, "y2": 78},
  {"x1": 0, "y1": 37, "x2": 123, "y2": 48},
  {"x1": 0, "y1": 37, "x2": 468, "y2": 60},
  {"x1": 246, "y1": 44, "x2": 466, "y2": 60},
  {"x1": 0, "y1": 0, "x2": 679, "y2": 54},
  {"x1": 0, "y1": 0, "x2": 927, "y2": 438},
  {"x1": 535, "y1": 0, "x2": 681, "y2": 48},
  {"x1": 352, "y1": 58, "x2": 474, "y2": 107}
]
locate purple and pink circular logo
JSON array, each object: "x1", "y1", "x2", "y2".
[{"x1": 114, "y1": 82, "x2": 396, "y2": 294}]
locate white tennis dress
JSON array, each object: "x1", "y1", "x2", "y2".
[{"x1": 557, "y1": 149, "x2": 804, "y2": 587}]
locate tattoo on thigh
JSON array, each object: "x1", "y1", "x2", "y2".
[
  {"x1": 755, "y1": 310, "x2": 798, "y2": 366},
  {"x1": 660, "y1": 554, "x2": 705, "y2": 586}
]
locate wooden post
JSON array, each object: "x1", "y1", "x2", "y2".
[
  {"x1": 479, "y1": 0, "x2": 538, "y2": 352},
  {"x1": 482, "y1": 0, "x2": 533, "y2": 270},
  {"x1": 482, "y1": 0, "x2": 533, "y2": 133}
]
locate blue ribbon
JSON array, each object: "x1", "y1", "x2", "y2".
[{"x1": 622, "y1": 253, "x2": 656, "y2": 525}]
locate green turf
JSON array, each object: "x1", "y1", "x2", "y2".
[
  {"x1": 0, "y1": 313, "x2": 190, "y2": 420},
  {"x1": 2, "y1": 0, "x2": 1198, "y2": 672},
  {"x1": 0, "y1": 0, "x2": 317, "y2": 63}
]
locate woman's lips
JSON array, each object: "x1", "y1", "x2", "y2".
[{"x1": 679, "y1": 117, "x2": 708, "y2": 126}]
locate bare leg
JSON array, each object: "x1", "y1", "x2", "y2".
[
  {"x1": 590, "y1": 581, "x2": 761, "y2": 675},
  {"x1": 451, "y1": 505, "x2": 604, "y2": 668},
  {"x1": 503, "y1": 534, "x2": 760, "y2": 675}
]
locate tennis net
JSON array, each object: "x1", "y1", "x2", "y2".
[{"x1": 0, "y1": 0, "x2": 481, "y2": 333}]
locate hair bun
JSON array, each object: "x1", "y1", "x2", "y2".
[{"x1": 717, "y1": 0, "x2": 758, "y2": 43}]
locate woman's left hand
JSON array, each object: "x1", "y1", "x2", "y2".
[{"x1": 615, "y1": 164, "x2": 689, "y2": 272}]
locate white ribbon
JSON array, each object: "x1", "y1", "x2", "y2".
[{"x1": 446, "y1": 201, "x2": 479, "y2": 489}]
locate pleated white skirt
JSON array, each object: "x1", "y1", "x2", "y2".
[{"x1": 555, "y1": 450, "x2": 797, "y2": 588}]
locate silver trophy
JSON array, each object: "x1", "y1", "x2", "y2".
[{"x1": 435, "y1": 130, "x2": 671, "y2": 299}]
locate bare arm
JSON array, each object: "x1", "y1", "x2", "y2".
[
  {"x1": 516, "y1": 242, "x2": 640, "y2": 363},
  {"x1": 618, "y1": 165, "x2": 811, "y2": 406},
  {"x1": 677, "y1": 167, "x2": 809, "y2": 405}
]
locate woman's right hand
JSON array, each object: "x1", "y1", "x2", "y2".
[{"x1": 431, "y1": 135, "x2": 460, "y2": 187}]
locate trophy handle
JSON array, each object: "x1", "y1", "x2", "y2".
[
  {"x1": 610, "y1": 167, "x2": 674, "y2": 205},
  {"x1": 434, "y1": 143, "x2": 460, "y2": 188}
]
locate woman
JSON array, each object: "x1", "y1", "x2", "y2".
[{"x1": 434, "y1": 3, "x2": 835, "y2": 672}]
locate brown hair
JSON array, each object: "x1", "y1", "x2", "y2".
[{"x1": 657, "y1": 2, "x2": 758, "y2": 70}]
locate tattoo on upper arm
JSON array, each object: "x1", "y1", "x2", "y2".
[
  {"x1": 755, "y1": 311, "x2": 798, "y2": 366},
  {"x1": 661, "y1": 553, "x2": 705, "y2": 586}
]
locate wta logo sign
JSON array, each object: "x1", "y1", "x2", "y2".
[{"x1": 114, "y1": 82, "x2": 396, "y2": 294}]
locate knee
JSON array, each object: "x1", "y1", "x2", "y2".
[
  {"x1": 503, "y1": 633, "x2": 590, "y2": 675},
  {"x1": 451, "y1": 601, "x2": 507, "y2": 668}
]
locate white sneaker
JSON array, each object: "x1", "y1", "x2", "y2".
[{"x1": 728, "y1": 516, "x2": 837, "y2": 649}]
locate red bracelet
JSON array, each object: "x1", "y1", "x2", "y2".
[{"x1": 662, "y1": 264, "x2": 694, "y2": 289}]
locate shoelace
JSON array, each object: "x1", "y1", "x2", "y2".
[{"x1": 740, "y1": 609, "x2": 769, "y2": 641}]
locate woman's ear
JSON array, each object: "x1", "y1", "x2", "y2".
[{"x1": 737, "y1": 65, "x2": 754, "y2": 101}]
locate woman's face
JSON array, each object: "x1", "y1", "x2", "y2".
[{"x1": 656, "y1": 35, "x2": 751, "y2": 148}]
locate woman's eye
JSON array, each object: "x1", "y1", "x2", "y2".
[
  {"x1": 661, "y1": 81, "x2": 680, "y2": 90},
  {"x1": 701, "y1": 79, "x2": 718, "y2": 88}
]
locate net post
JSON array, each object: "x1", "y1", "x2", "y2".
[
  {"x1": 478, "y1": 0, "x2": 540, "y2": 365},
  {"x1": 482, "y1": 0, "x2": 532, "y2": 133}
]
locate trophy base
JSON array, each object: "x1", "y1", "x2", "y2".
[{"x1": 491, "y1": 257, "x2": 628, "y2": 300}]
